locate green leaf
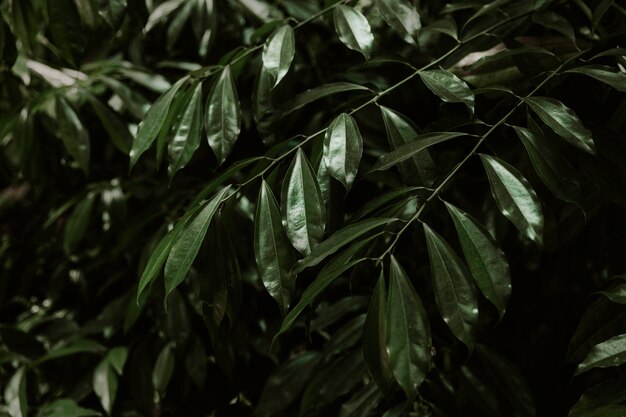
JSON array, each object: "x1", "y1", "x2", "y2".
[
  {"x1": 566, "y1": 65, "x2": 626, "y2": 93},
  {"x1": 206, "y1": 66, "x2": 242, "y2": 164},
  {"x1": 445, "y1": 202, "x2": 511, "y2": 319},
  {"x1": 424, "y1": 224, "x2": 478, "y2": 348},
  {"x1": 375, "y1": 0, "x2": 421, "y2": 45},
  {"x1": 129, "y1": 78, "x2": 186, "y2": 169},
  {"x1": 333, "y1": 5, "x2": 374, "y2": 59},
  {"x1": 93, "y1": 360, "x2": 118, "y2": 415},
  {"x1": 379, "y1": 106, "x2": 438, "y2": 186},
  {"x1": 254, "y1": 180, "x2": 296, "y2": 315},
  {"x1": 262, "y1": 24, "x2": 295, "y2": 88},
  {"x1": 40, "y1": 399, "x2": 100, "y2": 417},
  {"x1": 84, "y1": 93, "x2": 132, "y2": 154},
  {"x1": 63, "y1": 193, "x2": 95, "y2": 255},
  {"x1": 144, "y1": 0, "x2": 185, "y2": 33},
  {"x1": 5, "y1": 367, "x2": 27, "y2": 417},
  {"x1": 525, "y1": 97, "x2": 595, "y2": 154},
  {"x1": 152, "y1": 343, "x2": 175, "y2": 395},
  {"x1": 352, "y1": 186, "x2": 426, "y2": 221},
  {"x1": 338, "y1": 383, "x2": 383, "y2": 417},
  {"x1": 419, "y1": 69, "x2": 474, "y2": 113},
  {"x1": 284, "y1": 82, "x2": 371, "y2": 115},
  {"x1": 167, "y1": 0, "x2": 194, "y2": 51},
  {"x1": 532, "y1": 11, "x2": 576, "y2": 44},
  {"x1": 323, "y1": 113, "x2": 363, "y2": 191},
  {"x1": 35, "y1": 340, "x2": 104, "y2": 365},
  {"x1": 293, "y1": 218, "x2": 393, "y2": 273},
  {"x1": 281, "y1": 149, "x2": 326, "y2": 256},
  {"x1": 386, "y1": 256, "x2": 431, "y2": 398},
  {"x1": 56, "y1": 98, "x2": 90, "y2": 174},
  {"x1": 576, "y1": 333, "x2": 626, "y2": 376},
  {"x1": 570, "y1": 377, "x2": 626, "y2": 417},
  {"x1": 514, "y1": 126, "x2": 581, "y2": 203},
  {"x1": 371, "y1": 131, "x2": 465, "y2": 172},
  {"x1": 47, "y1": 0, "x2": 85, "y2": 65},
  {"x1": 363, "y1": 272, "x2": 394, "y2": 396},
  {"x1": 108, "y1": 347, "x2": 129, "y2": 375},
  {"x1": 480, "y1": 154, "x2": 544, "y2": 245},
  {"x1": 164, "y1": 186, "x2": 230, "y2": 299},
  {"x1": 168, "y1": 82, "x2": 203, "y2": 178}
]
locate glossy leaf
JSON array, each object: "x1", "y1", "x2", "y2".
[
  {"x1": 254, "y1": 180, "x2": 295, "y2": 315},
  {"x1": 333, "y1": 5, "x2": 374, "y2": 59},
  {"x1": 323, "y1": 113, "x2": 363, "y2": 191},
  {"x1": 262, "y1": 24, "x2": 295, "y2": 88},
  {"x1": 575, "y1": 333, "x2": 626, "y2": 375},
  {"x1": 164, "y1": 186, "x2": 230, "y2": 299},
  {"x1": 371, "y1": 131, "x2": 465, "y2": 172},
  {"x1": 445, "y1": 202, "x2": 511, "y2": 319},
  {"x1": 168, "y1": 82, "x2": 203, "y2": 178},
  {"x1": 424, "y1": 224, "x2": 478, "y2": 348},
  {"x1": 386, "y1": 256, "x2": 431, "y2": 398},
  {"x1": 284, "y1": 82, "x2": 371, "y2": 115},
  {"x1": 419, "y1": 69, "x2": 475, "y2": 113},
  {"x1": 566, "y1": 65, "x2": 626, "y2": 92},
  {"x1": 480, "y1": 154, "x2": 544, "y2": 245},
  {"x1": 375, "y1": 0, "x2": 421, "y2": 44},
  {"x1": 363, "y1": 272, "x2": 394, "y2": 396},
  {"x1": 281, "y1": 149, "x2": 326, "y2": 255},
  {"x1": 525, "y1": 97, "x2": 596, "y2": 154},
  {"x1": 56, "y1": 98, "x2": 90, "y2": 174},
  {"x1": 129, "y1": 78, "x2": 186, "y2": 169},
  {"x1": 206, "y1": 66, "x2": 241, "y2": 164}
]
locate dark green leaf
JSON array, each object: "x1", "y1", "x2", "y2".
[
  {"x1": 419, "y1": 69, "x2": 474, "y2": 112},
  {"x1": 338, "y1": 383, "x2": 383, "y2": 417},
  {"x1": 592, "y1": 0, "x2": 614, "y2": 30},
  {"x1": 262, "y1": 24, "x2": 295, "y2": 88},
  {"x1": 284, "y1": 82, "x2": 371, "y2": 115},
  {"x1": 566, "y1": 65, "x2": 626, "y2": 92},
  {"x1": 152, "y1": 343, "x2": 175, "y2": 395},
  {"x1": 569, "y1": 377, "x2": 626, "y2": 417},
  {"x1": 575, "y1": 333, "x2": 626, "y2": 375},
  {"x1": 164, "y1": 186, "x2": 230, "y2": 299},
  {"x1": 445, "y1": 201, "x2": 511, "y2": 319},
  {"x1": 480, "y1": 154, "x2": 544, "y2": 245},
  {"x1": 56, "y1": 98, "x2": 90, "y2": 174},
  {"x1": 84, "y1": 93, "x2": 132, "y2": 154},
  {"x1": 63, "y1": 193, "x2": 95, "y2": 255},
  {"x1": 375, "y1": 0, "x2": 421, "y2": 45},
  {"x1": 47, "y1": 0, "x2": 85, "y2": 65},
  {"x1": 386, "y1": 256, "x2": 431, "y2": 398},
  {"x1": 281, "y1": 148, "x2": 326, "y2": 255},
  {"x1": 168, "y1": 82, "x2": 203, "y2": 178},
  {"x1": 323, "y1": 113, "x2": 363, "y2": 191},
  {"x1": 254, "y1": 180, "x2": 295, "y2": 315},
  {"x1": 333, "y1": 5, "x2": 374, "y2": 59},
  {"x1": 599, "y1": 283, "x2": 626, "y2": 304},
  {"x1": 525, "y1": 96, "x2": 596, "y2": 154},
  {"x1": 424, "y1": 224, "x2": 478, "y2": 348},
  {"x1": 40, "y1": 399, "x2": 99, "y2": 417},
  {"x1": 206, "y1": 66, "x2": 241, "y2": 164},
  {"x1": 533, "y1": 11, "x2": 576, "y2": 44}
]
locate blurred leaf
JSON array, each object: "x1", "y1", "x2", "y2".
[
  {"x1": 424, "y1": 223, "x2": 478, "y2": 348},
  {"x1": 262, "y1": 24, "x2": 295, "y2": 88},
  {"x1": 284, "y1": 82, "x2": 371, "y2": 115},
  {"x1": 525, "y1": 97, "x2": 596, "y2": 154},
  {"x1": 63, "y1": 193, "x2": 95, "y2": 255},
  {"x1": 281, "y1": 149, "x2": 326, "y2": 256},
  {"x1": 480, "y1": 154, "x2": 544, "y2": 245},
  {"x1": 333, "y1": 5, "x2": 374, "y2": 59},
  {"x1": 445, "y1": 201, "x2": 511, "y2": 319},
  {"x1": 93, "y1": 360, "x2": 118, "y2": 414},
  {"x1": 419, "y1": 69, "x2": 475, "y2": 113},
  {"x1": 533, "y1": 11, "x2": 576, "y2": 44},
  {"x1": 206, "y1": 66, "x2": 241, "y2": 165},
  {"x1": 338, "y1": 383, "x2": 383, "y2": 417},
  {"x1": 152, "y1": 343, "x2": 175, "y2": 395},
  {"x1": 324, "y1": 113, "x2": 363, "y2": 191},
  {"x1": 47, "y1": 0, "x2": 85, "y2": 65},
  {"x1": 39, "y1": 399, "x2": 99, "y2": 417},
  {"x1": 5, "y1": 367, "x2": 27, "y2": 417},
  {"x1": 56, "y1": 97, "x2": 90, "y2": 174}
]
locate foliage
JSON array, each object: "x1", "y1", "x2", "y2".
[{"x1": 1, "y1": 0, "x2": 626, "y2": 416}]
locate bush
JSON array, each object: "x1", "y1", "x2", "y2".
[{"x1": 1, "y1": 0, "x2": 626, "y2": 416}]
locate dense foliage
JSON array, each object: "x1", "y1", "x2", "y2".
[{"x1": 1, "y1": 0, "x2": 626, "y2": 416}]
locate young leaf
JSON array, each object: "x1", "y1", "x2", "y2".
[
  {"x1": 56, "y1": 98, "x2": 91, "y2": 174},
  {"x1": 254, "y1": 180, "x2": 296, "y2": 315},
  {"x1": 281, "y1": 149, "x2": 326, "y2": 256},
  {"x1": 480, "y1": 154, "x2": 544, "y2": 245},
  {"x1": 5, "y1": 367, "x2": 27, "y2": 417},
  {"x1": 262, "y1": 24, "x2": 295, "y2": 88},
  {"x1": 386, "y1": 256, "x2": 431, "y2": 398},
  {"x1": 419, "y1": 69, "x2": 474, "y2": 113},
  {"x1": 525, "y1": 97, "x2": 596, "y2": 154},
  {"x1": 375, "y1": 0, "x2": 421, "y2": 45},
  {"x1": 206, "y1": 66, "x2": 241, "y2": 164},
  {"x1": 129, "y1": 78, "x2": 186, "y2": 169},
  {"x1": 424, "y1": 224, "x2": 478, "y2": 348},
  {"x1": 371, "y1": 131, "x2": 465, "y2": 172},
  {"x1": 152, "y1": 343, "x2": 175, "y2": 395},
  {"x1": 513, "y1": 126, "x2": 582, "y2": 203},
  {"x1": 164, "y1": 186, "x2": 230, "y2": 299},
  {"x1": 333, "y1": 5, "x2": 374, "y2": 59},
  {"x1": 93, "y1": 361, "x2": 118, "y2": 415},
  {"x1": 323, "y1": 113, "x2": 363, "y2": 191},
  {"x1": 168, "y1": 82, "x2": 203, "y2": 178},
  {"x1": 379, "y1": 106, "x2": 438, "y2": 186},
  {"x1": 575, "y1": 333, "x2": 626, "y2": 376},
  {"x1": 363, "y1": 272, "x2": 394, "y2": 396},
  {"x1": 63, "y1": 194, "x2": 95, "y2": 255},
  {"x1": 566, "y1": 65, "x2": 626, "y2": 92},
  {"x1": 445, "y1": 202, "x2": 511, "y2": 319}
]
